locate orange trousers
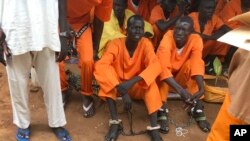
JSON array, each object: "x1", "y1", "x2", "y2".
[
  {"x1": 203, "y1": 40, "x2": 230, "y2": 59},
  {"x1": 206, "y1": 94, "x2": 246, "y2": 141},
  {"x1": 158, "y1": 61, "x2": 201, "y2": 102},
  {"x1": 98, "y1": 82, "x2": 162, "y2": 115},
  {"x1": 60, "y1": 26, "x2": 94, "y2": 95}
]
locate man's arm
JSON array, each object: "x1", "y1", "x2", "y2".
[
  {"x1": 198, "y1": 25, "x2": 231, "y2": 40},
  {"x1": 92, "y1": 16, "x2": 104, "y2": 60},
  {"x1": 156, "y1": 13, "x2": 182, "y2": 32},
  {"x1": 57, "y1": 0, "x2": 70, "y2": 62},
  {"x1": 164, "y1": 77, "x2": 192, "y2": 102}
]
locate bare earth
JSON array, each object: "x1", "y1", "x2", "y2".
[{"x1": 0, "y1": 64, "x2": 221, "y2": 141}]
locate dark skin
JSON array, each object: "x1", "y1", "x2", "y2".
[
  {"x1": 196, "y1": 0, "x2": 231, "y2": 41},
  {"x1": 106, "y1": 17, "x2": 161, "y2": 140},
  {"x1": 163, "y1": 20, "x2": 204, "y2": 105},
  {"x1": 156, "y1": 0, "x2": 184, "y2": 32},
  {"x1": 57, "y1": 0, "x2": 70, "y2": 62},
  {"x1": 113, "y1": 0, "x2": 128, "y2": 28}
]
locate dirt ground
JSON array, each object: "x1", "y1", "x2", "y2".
[{"x1": 0, "y1": 64, "x2": 222, "y2": 141}]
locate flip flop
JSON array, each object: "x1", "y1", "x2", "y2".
[
  {"x1": 105, "y1": 119, "x2": 122, "y2": 141},
  {"x1": 147, "y1": 125, "x2": 163, "y2": 141},
  {"x1": 16, "y1": 127, "x2": 30, "y2": 141},
  {"x1": 82, "y1": 99, "x2": 95, "y2": 118},
  {"x1": 52, "y1": 127, "x2": 71, "y2": 141}
]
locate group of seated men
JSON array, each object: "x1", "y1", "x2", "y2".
[{"x1": 58, "y1": 0, "x2": 250, "y2": 141}]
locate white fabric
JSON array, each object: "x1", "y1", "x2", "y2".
[
  {"x1": 6, "y1": 48, "x2": 66, "y2": 128},
  {"x1": 0, "y1": 0, "x2": 60, "y2": 55},
  {"x1": 177, "y1": 47, "x2": 184, "y2": 55}
]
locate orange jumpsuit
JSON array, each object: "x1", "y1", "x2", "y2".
[
  {"x1": 127, "y1": 0, "x2": 158, "y2": 21},
  {"x1": 219, "y1": 0, "x2": 243, "y2": 29},
  {"x1": 94, "y1": 37, "x2": 162, "y2": 114},
  {"x1": 215, "y1": 0, "x2": 230, "y2": 15},
  {"x1": 189, "y1": 12, "x2": 229, "y2": 58},
  {"x1": 157, "y1": 30, "x2": 204, "y2": 102},
  {"x1": 60, "y1": 0, "x2": 113, "y2": 95},
  {"x1": 149, "y1": 5, "x2": 179, "y2": 47}
]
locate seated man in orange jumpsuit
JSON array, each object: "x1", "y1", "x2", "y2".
[
  {"x1": 94, "y1": 15, "x2": 163, "y2": 141},
  {"x1": 189, "y1": 0, "x2": 231, "y2": 74},
  {"x1": 60, "y1": 0, "x2": 113, "y2": 117},
  {"x1": 149, "y1": 0, "x2": 183, "y2": 47},
  {"x1": 157, "y1": 16, "x2": 210, "y2": 133}
]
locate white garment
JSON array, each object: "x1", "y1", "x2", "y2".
[
  {"x1": 6, "y1": 48, "x2": 66, "y2": 128},
  {"x1": 1, "y1": 0, "x2": 66, "y2": 128},
  {"x1": 0, "y1": 0, "x2": 60, "y2": 55}
]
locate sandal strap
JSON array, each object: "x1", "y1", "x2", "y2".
[
  {"x1": 147, "y1": 125, "x2": 160, "y2": 131},
  {"x1": 159, "y1": 108, "x2": 169, "y2": 113},
  {"x1": 109, "y1": 119, "x2": 122, "y2": 126},
  {"x1": 158, "y1": 115, "x2": 168, "y2": 121},
  {"x1": 194, "y1": 116, "x2": 207, "y2": 121}
]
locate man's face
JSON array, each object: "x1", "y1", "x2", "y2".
[
  {"x1": 161, "y1": 0, "x2": 177, "y2": 14},
  {"x1": 199, "y1": 1, "x2": 215, "y2": 20},
  {"x1": 173, "y1": 21, "x2": 192, "y2": 48},
  {"x1": 113, "y1": 0, "x2": 127, "y2": 19},
  {"x1": 127, "y1": 19, "x2": 144, "y2": 42}
]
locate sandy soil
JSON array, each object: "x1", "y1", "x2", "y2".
[{"x1": 0, "y1": 64, "x2": 222, "y2": 141}]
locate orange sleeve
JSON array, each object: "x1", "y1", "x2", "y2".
[
  {"x1": 212, "y1": 15, "x2": 225, "y2": 31},
  {"x1": 138, "y1": 39, "x2": 162, "y2": 87},
  {"x1": 94, "y1": 0, "x2": 113, "y2": 22},
  {"x1": 156, "y1": 31, "x2": 174, "y2": 80},
  {"x1": 218, "y1": 0, "x2": 242, "y2": 29},
  {"x1": 94, "y1": 40, "x2": 120, "y2": 93},
  {"x1": 149, "y1": 5, "x2": 165, "y2": 25},
  {"x1": 189, "y1": 34, "x2": 205, "y2": 76}
]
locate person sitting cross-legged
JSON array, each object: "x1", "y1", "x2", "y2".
[
  {"x1": 94, "y1": 15, "x2": 163, "y2": 141},
  {"x1": 156, "y1": 16, "x2": 211, "y2": 133}
]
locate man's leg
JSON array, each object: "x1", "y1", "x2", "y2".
[
  {"x1": 35, "y1": 48, "x2": 66, "y2": 127},
  {"x1": 6, "y1": 52, "x2": 32, "y2": 141},
  {"x1": 76, "y1": 27, "x2": 95, "y2": 118},
  {"x1": 59, "y1": 62, "x2": 70, "y2": 107}
]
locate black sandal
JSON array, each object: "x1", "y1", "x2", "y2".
[
  {"x1": 147, "y1": 125, "x2": 163, "y2": 141},
  {"x1": 105, "y1": 119, "x2": 123, "y2": 141},
  {"x1": 157, "y1": 108, "x2": 169, "y2": 134}
]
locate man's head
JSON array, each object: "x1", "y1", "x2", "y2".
[
  {"x1": 113, "y1": 0, "x2": 128, "y2": 19},
  {"x1": 161, "y1": 0, "x2": 177, "y2": 15},
  {"x1": 198, "y1": 0, "x2": 216, "y2": 20},
  {"x1": 126, "y1": 15, "x2": 144, "y2": 42},
  {"x1": 173, "y1": 16, "x2": 194, "y2": 48}
]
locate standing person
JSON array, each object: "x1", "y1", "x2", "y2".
[
  {"x1": 0, "y1": 0, "x2": 71, "y2": 141},
  {"x1": 94, "y1": 15, "x2": 163, "y2": 141},
  {"x1": 157, "y1": 16, "x2": 210, "y2": 133},
  {"x1": 59, "y1": 0, "x2": 113, "y2": 117}
]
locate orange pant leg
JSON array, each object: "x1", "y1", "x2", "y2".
[
  {"x1": 59, "y1": 62, "x2": 68, "y2": 91},
  {"x1": 206, "y1": 94, "x2": 245, "y2": 141},
  {"x1": 203, "y1": 40, "x2": 230, "y2": 58},
  {"x1": 76, "y1": 27, "x2": 94, "y2": 95},
  {"x1": 158, "y1": 60, "x2": 202, "y2": 102},
  {"x1": 99, "y1": 82, "x2": 162, "y2": 115}
]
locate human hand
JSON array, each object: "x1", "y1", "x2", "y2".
[
  {"x1": 117, "y1": 80, "x2": 135, "y2": 95},
  {"x1": 56, "y1": 36, "x2": 69, "y2": 62},
  {"x1": 0, "y1": 29, "x2": 11, "y2": 66}
]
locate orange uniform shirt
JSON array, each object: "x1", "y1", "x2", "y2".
[
  {"x1": 157, "y1": 30, "x2": 204, "y2": 80},
  {"x1": 149, "y1": 4, "x2": 178, "y2": 47},
  {"x1": 94, "y1": 37, "x2": 162, "y2": 93},
  {"x1": 127, "y1": 0, "x2": 158, "y2": 21},
  {"x1": 219, "y1": 0, "x2": 243, "y2": 29},
  {"x1": 189, "y1": 12, "x2": 224, "y2": 35},
  {"x1": 67, "y1": 0, "x2": 113, "y2": 31}
]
